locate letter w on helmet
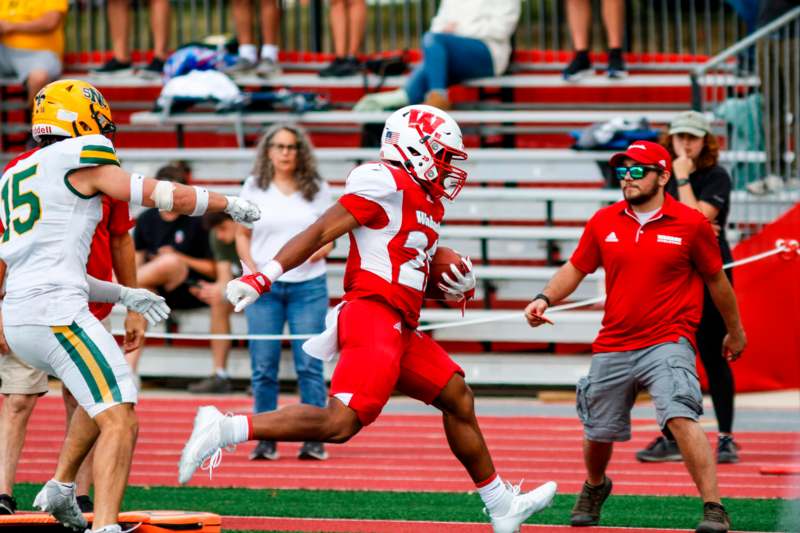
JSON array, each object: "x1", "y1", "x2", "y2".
[{"x1": 380, "y1": 104, "x2": 468, "y2": 200}]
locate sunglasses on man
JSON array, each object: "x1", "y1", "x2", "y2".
[{"x1": 614, "y1": 165, "x2": 663, "y2": 180}]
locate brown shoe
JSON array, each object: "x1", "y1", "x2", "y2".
[
  {"x1": 696, "y1": 502, "x2": 730, "y2": 533},
  {"x1": 570, "y1": 476, "x2": 612, "y2": 526},
  {"x1": 423, "y1": 90, "x2": 452, "y2": 110}
]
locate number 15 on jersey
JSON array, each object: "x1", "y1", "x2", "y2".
[{"x1": 1, "y1": 165, "x2": 42, "y2": 242}]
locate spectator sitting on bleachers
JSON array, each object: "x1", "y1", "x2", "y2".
[
  {"x1": 318, "y1": 0, "x2": 366, "y2": 78},
  {"x1": 353, "y1": 0, "x2": 520, "y2": 111},
  {"x1": 128, "y1": 163, "x2": 216, "y2": 376},
  {"x1": 562, "y1": 0, "x2": 626, "y2": 81},
  {"x1": 0, "y1": 0, "x2": 66, "y2": 105},
  {"x1": 187, "y1": 212, "x2": 241, "y2": 394},
  {"x1": 236, "y1": 123, "x2": 333, "y2": 462},
  {"x1": 92, "y1": 0, "x2": 170, "y2": 78},
  {"x1": 223, "y1": 0, "x2": 281, "y2": 78}
]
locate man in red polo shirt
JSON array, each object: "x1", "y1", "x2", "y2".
[{"x1": 525, "y1": 141, "x2": 746, "y2": 533}]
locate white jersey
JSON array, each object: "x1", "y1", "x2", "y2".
[{"x1": 0, "y1": 135, "x2": 119, "y2": 326}]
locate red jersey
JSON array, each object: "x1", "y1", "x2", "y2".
[
  {"x1": 570, "y1": 194, "x2": 723, "y2": 354},
  {"x1": 338, "y1": 162, "x2": 445, "y2": 328},
  {"x1": 87, "y1": 196, "x2": 136, "y2": 320}
]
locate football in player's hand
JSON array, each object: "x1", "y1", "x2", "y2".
[{"x1": 425, "y1": 246, "x2": 467, "y2": 300}]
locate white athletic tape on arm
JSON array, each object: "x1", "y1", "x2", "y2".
[
  {"x1": 150, "y1": 180, "x2": 175, "y2": 211},
  {"x1": 263, "y1": 260, "x2": 284, "y2": 283},
  {"x1": 129, "y1": 173, "x2": 144, "y2": 206},
  {"x1": 191, "y1": 186, "x2": 209, "y2": 216}
]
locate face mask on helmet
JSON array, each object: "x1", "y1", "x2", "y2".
[{"x1": 420, "y1": 136, "x2": 467, "y2": 200}]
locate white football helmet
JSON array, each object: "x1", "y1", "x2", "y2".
[{"x1": 379, "y1": 104, "x2": 468, "y2": 200}]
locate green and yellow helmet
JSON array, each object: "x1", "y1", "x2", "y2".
[{"x1": 31, "y1": 79, "x2": 116, "y2": 141}]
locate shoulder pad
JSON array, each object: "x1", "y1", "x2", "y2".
[
  {"x1": 57, "y1": 135, "x2": 120, "y2": 170},
  {"x1": 344, "y1": 162, "x2": 398, "y2": 200}
]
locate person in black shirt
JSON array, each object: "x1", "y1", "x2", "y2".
[
  {"x1": 129, "y1": 164, "x2": 216, "y2": 375},
  {"x1": 636, "y1": 111, "x2": 740, "y2": 464}
]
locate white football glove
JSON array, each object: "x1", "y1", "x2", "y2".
[
  {"x1": 224, "y1": 196, "x2": 261, "y2": 228},
  {"x1": 226, "y1": 273, "x2": 271, "y2": 312},
  {"x1": 119, "y1": 287, "x2": 171, "y2": 326},
  {"x1": 437, "y1": 256, "x2": 476, "y2": 301}
]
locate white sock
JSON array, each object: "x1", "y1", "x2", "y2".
[
  {"x1": 261, "y1": 44, "x2": 279, "y2": 61},
  {"x1": 477, "y1": 474, "x2": 512, "y2": 517},
  {"x1": 52, "y1": 480, "x2": 75, "y2": 490},
  {"x1": 238, "y1": 44, "x2": 257, "y2": 63},
  {"x1": 219, "y1": 415, "x2": 250, "y2": 447},
  {"x1": 214, "y1": 368, "x2": 229, "y2": 379}
]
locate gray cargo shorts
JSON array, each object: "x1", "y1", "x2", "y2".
[
  {"x1": 576, "y1": 337, "x2": 703, "y2": 442},
  {"x1": 0, "y1": 45, "x2": 62, "y2": 83}
]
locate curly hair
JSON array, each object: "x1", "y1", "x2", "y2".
[
  {"x1": 660, "y1": 130, "x2": 721, "y2": 171},
  {"x1": 251, "y1": 123, "x2": 322, "y2": 202}
]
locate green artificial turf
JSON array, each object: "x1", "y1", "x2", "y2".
[{"x1": 12, "y1": 483, "x2": 800, "y2": 532}]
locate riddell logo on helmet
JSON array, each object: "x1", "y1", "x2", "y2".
[
  {"x1": 33, "y1": 125, "x2": 52, "y2": 135},
  {"x1": 408, "y1": 109, "x2": 444, "y2": 135}
]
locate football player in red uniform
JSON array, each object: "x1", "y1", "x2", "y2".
[{"x1": 179, "y1": 105, "x2": 557, "y2": 533}]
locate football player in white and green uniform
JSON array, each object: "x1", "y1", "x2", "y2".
[{"x1": 0, "y1": 79, "x2": 260, "y2": 533}]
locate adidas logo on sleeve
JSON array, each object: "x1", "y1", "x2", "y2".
[{"x1": 605, "y1": 231, "x2": 619, "y2": 243}]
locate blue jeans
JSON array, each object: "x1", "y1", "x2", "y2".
[
  {"x1": 244, "y1": 274, "x2": 328, "y2": 414},
  {"x1": 405, "y1": 32, "x2": 495, "y2": 104}
]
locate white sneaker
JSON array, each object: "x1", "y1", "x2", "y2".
[
  {"x1": 353, "y1": 88, "x2": 409, "y2": 112},
  {"x1": 89, "y1": 526, "x2": 122, "y2": 533},
  {"x1": 33, "y1": 479, "x2": 88, "y2": 531},
  {"x1": 178, "y1": 406, "x2": 228, "y2": 484},
  {"x1": 489, "y1": 480, "x2": 557, "y2": 533}
]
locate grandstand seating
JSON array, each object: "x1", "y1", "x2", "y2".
[{"x1": 3, "y1": 49, "x2": 795, "y2": 387}]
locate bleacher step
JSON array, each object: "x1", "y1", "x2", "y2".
[{"x1": 134, "y1": 346, "x2": 590, "y2": 387}]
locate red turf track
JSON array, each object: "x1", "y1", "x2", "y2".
[{"x1": 10, "y1": 396, "x2": 800, "y2": 500}]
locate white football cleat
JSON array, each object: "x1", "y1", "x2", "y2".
[
  {"x1": 33, "y1": 479, "x2": 88, "y2": 531},
  {"x1": 489, "y1": 480, "x2": 557, "y2": 533},
  {"x1": 178, "y1": 406, "x2": 228, "y2": 484}
]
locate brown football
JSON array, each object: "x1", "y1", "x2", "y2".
[{"x1": 425, "y1": 246, "x2": 465, "y2": 300}]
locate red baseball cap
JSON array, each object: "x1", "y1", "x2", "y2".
[{"x1": 609, "y1": 140, "x2": 672, "y2": 173}]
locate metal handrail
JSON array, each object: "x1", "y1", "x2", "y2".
[
  {"x1": 693, "y1": 6, "x2": 800, "y2": 76},
  {"x1": 689, "y1": 5, "x2": 800, "y2": 235}
]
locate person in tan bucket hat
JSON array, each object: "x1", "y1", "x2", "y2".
[{"x1": 636, "y1": 110, "x2": 741, "y2": 466}]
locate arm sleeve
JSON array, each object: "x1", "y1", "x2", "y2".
[
  {"x1": 338, "y1": 164, "x2": 395, "y2": 228},
  {"x1": 107, "y1": 197, "x2": 136, "y2": 235},
  {"x1": 690, "y1": 217, "x2": 724, "y2": 275},
  {"x1": 87, "y1": 275, "x2": 122, "y2": 303},
  {"x1": 569, "y1": 216, "x2": 602, "y2": 274},
  {"x1": 697, "y1": 167, "x2": 732, "y2": 211}
]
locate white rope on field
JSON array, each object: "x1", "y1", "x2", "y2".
[{"x1": 110, "y1": 241, "x2": 793, "y2": 341}]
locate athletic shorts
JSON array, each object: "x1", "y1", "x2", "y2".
[
  {"x1": 0, "y1": 45, "x2": 62, "y2": 83},
  {"x1": 330, "y1": 298, "x2": 464, "y2": 426},
  {"x1": 0, "y1": 351, "x2": 49, "y2": 396},
  {"x1": 576, "y1": 337, "x2": 703, "y2": 442},
  {"x1": 3, "y1": 309, "x2": 137, "y2": 418}
]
